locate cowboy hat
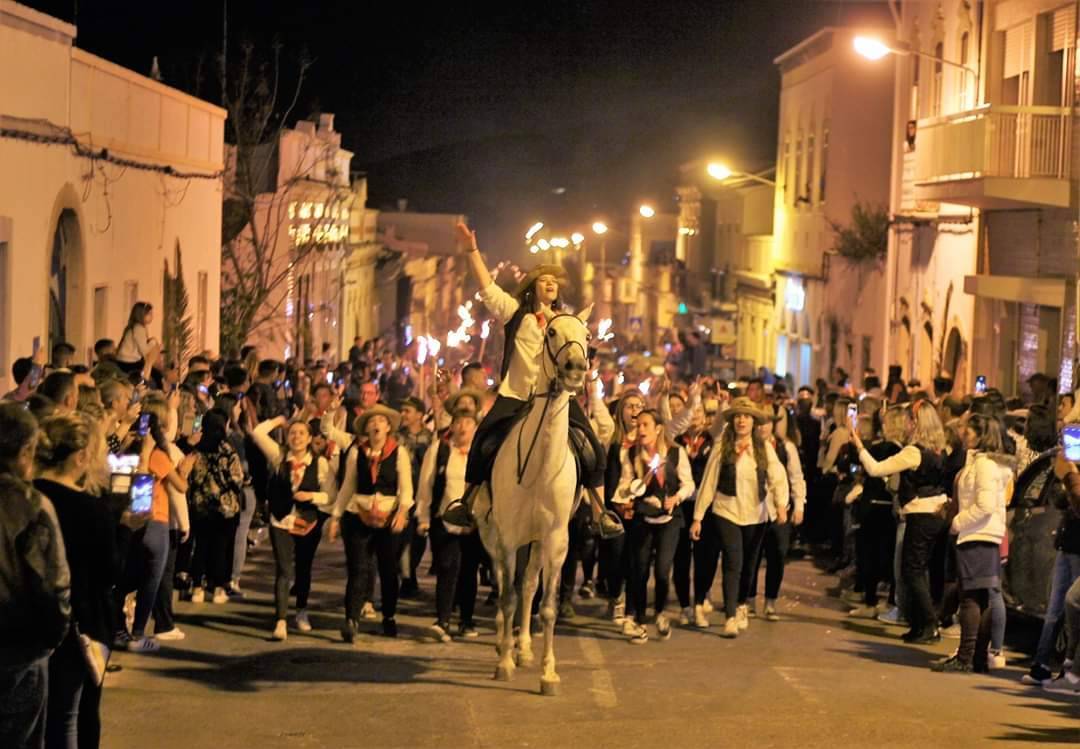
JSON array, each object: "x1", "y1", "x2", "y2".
[
  {"x1": 445, "y1": 388, "x2": 486, "y2": 415},
  {"x1": 724, "y1": 396, "x2": 767, "y2": 424},
  {"x1": 514, "y1": 264, "x2": 570, "y2": 297},
  {"x1": 354, "y1": 403, "x2": 401, "y2": 435}
]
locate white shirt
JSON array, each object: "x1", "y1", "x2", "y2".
[
  {"x1": 415, "y1": 441, "x2": 470, "y2": 526},
  {"x1": 116, "y1": 324, "x2": 152, "y2": 364},
  {"x1": 694, "y1": 441, "x2": 789, "y2": 525},
  {"x1": 478, "y1": 282, "x2": 544, "y2": 401},
  {"x1": 857, "y1": 444, "x2": 947, "y2": 516},
  {"x1": 615, "y1": 445, "x2": 696, "y2": 525},
  {"x1": 332, "y1": 442, "x2": 414, "y2": 519}
]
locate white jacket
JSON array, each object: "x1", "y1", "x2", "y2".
[{"x1": 952, "y1": 451, "x2": 1011, "y2": 545}]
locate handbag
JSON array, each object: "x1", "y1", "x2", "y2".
[
  {"x1": 76, "y1": 625, "x2": 111, "y2": 687},
  {"x1": 288, "y1": 506, "x2": 321, "y2": 537}
]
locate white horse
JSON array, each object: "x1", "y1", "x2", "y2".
[{"x1": 474, "y1": 306, "x2": 593, "y2": 696}]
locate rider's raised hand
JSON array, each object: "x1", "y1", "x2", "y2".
[{"x1": 455, "y1": 222, "x2": 478, "y2": 254}]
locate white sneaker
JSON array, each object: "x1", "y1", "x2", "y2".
[
  {"x1": 848, "y1": 605, "x2": 879, "y2": 619},
  {"x1": 746, "y1": 598, "x2": 758, "y2": 619},
  {"x1": 272, "y1": 619, "x2": 288, "y2": 641},
  {"x1": 736, "y1": 604, "x2": 750, "y2": 631},
  {"x1": 702, "y1": 599, "x2": 715, "y2": 614},
  {"x1": 212, "y1": 587, "x2": 228, "y2": 604},
  {"x1": 125, "y1": 636, "x2": 160, "y2": 653},
  {"x1": 295, "y1": 610, "x2": 312, "y2": 632},
  {"x1": 627, "y1": 622, "x2": 648, "y2": 645},
  {"x1": 655, "y1": 614, "x2": 672, "y2": 640},
  {"x1": 154, "y1": 627, "x2": 186, "y2": 641},
  {"x1": 429, "y1": 622, "x2": 452, "y2": 643},
  {"x1": 1043, "y1": 672, "x2": 1080, "y2": 695},
  {"x1": 360, "y1": 602, "x2": 377, "y2": 620},
  {"x1": 988, "y1": 650, "x2": 1006, "y2": 670},
  {"x1": 693, "y1": 604, "x2": 710, "y2": 629},
  {"x1": 876, "y1": 606, "x2": 905, "y2": 626},
  {"x1": 190, "y1": 587, "x2": 205, "y2": 604},
  {"x1": 679, "y1": 607, "x2": 692, "y2": 626},
  {"x1": 721, "y1": 617, "x2": 739, "y2": 638},
  {"x1": 621, "y1": 618, "x2": 640, "y2": 637},
  {"x1": 764, "y1": 600, "x2": 780, "y2": 622},
  {"x1": 611, "y1": 600, "x2": 627, "y2": 625}
]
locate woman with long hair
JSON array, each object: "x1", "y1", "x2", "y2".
[
  {"x1": 614, "y1": 409, "x2": 694, "y2": 643},
  {"x1": 691, "y1": 398, "x2": 789, "y2": 638},
  {"x1": 675, "y1": 404, "x2": 714, "y2": 627},
  {"x1": 34, "y1": 414, "x2": 117, "y2": 749},
  {"x1": 932, "y1": 414, "x2": 1011, "y2": 672},
  {"x1": 115, "y1": 302, "x2": 157, "y2": 376},
  {"x1": 602, "y1": 390, "x2": 647, "y2": 622},
  {"x1": 852, "y1": 399, "x2": 949, "y2": 643}
]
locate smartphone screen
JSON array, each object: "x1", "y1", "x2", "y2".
[
  {"x1": 847, "y1": 403, "x2": 858, "y2": 431},
  {"x1": 137, "y1": 413, "x2": 150, "y2": 436},
  {"x1": 107, "y1": 454, "x2": 139, "y2": 475},
  {"x1": 326, "y1": 372, "x2": 334, "y2": 384},
  {"x1": 192, "y1": 413, "x2": 203, "y2": 433},
  {"x1": 975, "y1": 375, "x2": 987, "y2": 395},
  {"x1": 1063, "y1": 425, "x2": 1080, "y2": 462},
  {"x1": 128, "y1": 473, "x2": 154, "y2": 515},
  {"x1": 197, "y1": 384, "x2": 209, "y2": 396}
]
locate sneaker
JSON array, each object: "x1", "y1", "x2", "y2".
[
  {"x1": 272, "y1": 619, "x2": 288, "y2": 641},
  {"x1": 430, "y1": 622, "x2": 452, "y2": 643},
  {"x1": 848, "y1": 605, "x2": 880, "y2": 619},
  {"x1": 903, "y1": 629, "x2": 941, "y2": 645},
  {"x1": 1022, "y1": 663, "x2": 1054, "y2": 686},
  {"x1": 295, "y1": 610, "x2": 312, "y2": 632},
  {"x1": 125, "y1": 636, "x2": 160, "y2": 653},
  {"x1": 227, "y1": 582, "x2": 245, "y2": 600},
  {"x1": 693, "y1": 604, "x2": 710, "y2": 629},
  {"x1": 988, "y1": 650, "x2": 1006, "y2": 670},
  {"x1": 154, "y1": 627, "x2": 186, "y2": 641},
  {"x1": 558, "y1": 600, "x2": 576, "y2": 622},
  {"x1": 212, "y1": 587, "x2": 229, "y2": 604},
  {"x1": 621, "y1": 619, "x2": 640, "y2": 637},
  {"x1": 340, "y1": 618, "x2": 358, "y2": 644},
  {"x1": 940, "y1": 623, "x2": 962, "y2": 639},
  {"x1": 876, "y1": 606, "x2": 906, "y2": 626},
  {"x1": 764, "y1": 600, "x2": 780, "y2": 622},
  {"x1": 610, "y1": 600, "x2": 627, "y2": 625},
  {"x1": 458, "y1": 622, "x2": 479, "y2": 639},
  {"x1": 382, "y1": 617, "x2": 398, "y2": 638},
  {"x1": 360, "y1": 602, "x2": 377, "y2": 620},
  {"x1": 578, "y1": 581, "x2": 596, "y2": 599},
  {"x1": 190, "y1": 587, "x2": 205, "y2": 604},
  {"x1": 679, "y1": 606, "x2": 693, "y2": 626},
  {"x1": 720, "y1": 617, "x2": 739, "y2": 639},
  {"x1": 626, "y1": 622, "x2": 648, "y2": 644},
  {"x1": 842, "y1": 589, "x2": 864, "y2": 604},
  {"x1": 1043, "y1": 672, "x2": 1080, "y2": 695},
  {"x1": 931, "y1": 655, "x2": 973, "y2": 673},
  {"x1": 655, "y1": 614, "x2": 672, "y2": 641},
  {"x1": 746, "y1": 598, "x2": 758, "y2": 619},
  {"x1": 736, "y1": 604, "x2": 750, "y2": 631},
  {"x1": 701, "y1": 599, "x2": 715, "y2": 614}
]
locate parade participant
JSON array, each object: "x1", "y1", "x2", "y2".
[
  {"x1": 441, "y1": 222, "x2": 617, "y2": 537},
  {"x1": 691, "y1": 398, "x2": 789, "y2": 638},
  {"x1": 932, "y1": 414, "x2": 1011, "y2": 673},
  {"x1": 416, "y1": 409, "x2": 483, "y2": 641},
  {"x1": 614, "y1": 409, "x2": 694, "y2": 643},
  {"x1": 398, "y1": 396, "x2": 434, "y2": 599},
  {"x1": 603, "y1": 390, "x2": 647, "y2": 622},
  {"x1": 852, "y1": 400, "x2": 949, "y2": 644},
  {"x1": 330, "y1": 404, "x2": 413, "y2": 640},
  {"x1": 675, "y1": 404, "x2": 713, "y2": 627},
  {"x1": 746, "y1": 406, "x2": 806, "y2": 621},
  {"x1": 251, "y1": 415, "x2": 337, "y2": 641}
]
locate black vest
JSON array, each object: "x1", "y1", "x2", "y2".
[
  {"x1": 500, "y1": 307, "x2": 530, "y2": 381},
  {"x1": 431, "y1": 441, "x2": 453, "y2": 518},
  {"x1": 629, "y1": 445, "x2": 681, "y2": 499},
  {"x1": 862, "y1": 441, "x2": 902, "y2": 504},
  {"x1": 268, "y1": 455, "x2": 321, "y2": 521},
  {"x1": 355, "y1": 442, "x2": 401, "y2": 496},
  {"x1": 897, "y1": 446, "x2": 946, "y2": 507},
  {"x1": 716, "y1": 446, "x2": 768, "y2": 503},
  {"x1": 678, "y1": 431, "x2": 714, "y2": 486}
]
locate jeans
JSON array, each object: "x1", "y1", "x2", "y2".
[
  {"x1": 269, "y1": 515, "x2": 327, "y2": 620},
  {"x1": 893, "y1": 520, "x2": 908, "y2": 615},
  {"x1": 747, "y1": 521, "x2": 793, "y2": 602},
  {"x1": 125, "y1": 521, "x2": 169, "y2": 638},
  {"x1": 988, "y1": 587, "x2": 1006, "y2": 653},
  {"x1": 231, "y1": 487, "x2": 257, "y2": 584},
  {"x1": 151, "y1": 530, "x2": 180, "y2": 634},
  {"x1": 190, "y1": 514, "x2": 239, "y2": 591},
  {"x1": 1034, "y1": 551, "x2": 1080, "y2": 666},
  {"x1": 0, "y1": 657, "x2": 47, "y2": 749},
  {"x1": 1064, "y1": 576, "x2": 1080, "y2": 675},
  {"x1": 901, "y1": 512, "x2": 947, "y2": 636},
  {"x1": 430, "y1": 522, "x2": 483, "y2": 626},
  {"x1": 341, "y1": 513, "x2": 401, "y2": 621},
  {"x1": 629, "y1": 518, "x2": 681, "y2": 624},
  {"x1": 695, "y1": 515, "x2": 767, "y2": 617},
  {"x1": 46, "y1": 634, "x2": 102, "y2": 749}
]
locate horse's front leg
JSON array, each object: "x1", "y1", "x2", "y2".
[
  {"x1": 539, "y1": 529, "x2": 569, "y2": 696},
  {"x1": 494, "y1": 544, "x2": 518, "y2": 682},
  {"x1": 517, "y1": 542, "x2": 542, "y2": 667}
]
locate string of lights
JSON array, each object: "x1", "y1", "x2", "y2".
[{"x1": 0, "y1": 115, "x2": 223, "y2": 181}]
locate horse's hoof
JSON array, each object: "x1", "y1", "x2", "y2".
[
  {"x1": 516, "y1": 651, "x2": 535, "y2": 668},
  {"x1": 540, "y1": 677, "x2": 560, "y2": 696},
  {"x1": 494, "y1": 665, "x2": 514, "y2": 682}
]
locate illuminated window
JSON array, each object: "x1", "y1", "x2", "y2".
[
  {"x1": 288, "y1": 202, "x2": 297, "y2": 220},
  {"x1": 299, "y1": 202, "x2": 313, "y2": 220},
  {"x1": 314, "y1": 203, "x2": 325, "y2": 219}
]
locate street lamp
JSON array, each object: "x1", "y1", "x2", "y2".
[
  {"x1": 639, "y1": 204, "x2": 656, "y2": 218},
  {"x1": 592, "y1": 221, "x2": 608, "y2": 235},
  {"x1": 853, "y1": 35, "x2": 978, "y2": 88},
  {"x1": 707, "y1": 161, "x2": 776, "y2": 187},
  {"x1": 525, "y1": 221, "x2": 544, "y2": 241}
]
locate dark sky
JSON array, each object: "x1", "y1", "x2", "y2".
[{"x1": 24, "y1": 0, "x2": 892, "y2": 261}]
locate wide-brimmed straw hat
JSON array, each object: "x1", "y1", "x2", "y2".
[
  {"x1": 354, "y1": 403, "x2": 401, "y2": 435},
  {"x1": 514, "y1": 264, "x2": 570, "y2": 297},
  {"x1": 445, "y1": 388, "x2": 486, "y2": 415},
  {"x1": 724, "y1": 397, "x2": 768, "y2": 424}
]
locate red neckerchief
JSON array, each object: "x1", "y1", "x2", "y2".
[
  {"x1": 685, "y1": 433, "x2": 706, "y2": 457},
  {"x1": 535, "y1": 312, "x2": 547, "y2": 327},
  {"x1": 365, "y1": 437, "x2": 398, "y2": 484},
  {"x1": 735, "y1": 439, "x2": 753, "y2": 458}
]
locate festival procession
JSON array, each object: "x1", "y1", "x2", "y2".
[{"x1": 3, "y1": 0, "x2": 1080, "y2": 747}]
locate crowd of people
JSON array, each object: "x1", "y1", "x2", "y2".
[{"x1": 3, "y1": 283, "x2": 1080, "y2": 747}]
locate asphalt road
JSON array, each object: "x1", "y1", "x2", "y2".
[{"x1": 100, "y1": 540, "x2": 1079, "y2": 748}]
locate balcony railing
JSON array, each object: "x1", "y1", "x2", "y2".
[{"x1": 915, "y1": 104, "x2": 1072, "y2": 184}]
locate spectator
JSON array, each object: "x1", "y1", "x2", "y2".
[
  {"x1": 38, "y1": 371, "x2": 78, "y2": 415},
  {"x1": 461, "y1": 362, "x2": 487, "y2": 391},
  {"x1": 348, "y1": 337, "x2": 364, "y2": 367},
  {"x1": 50, "y1": 342, "x2": 77, "y2": 371},
  {"x1": 115, "y1": 302, "x2": 158, "y2": 378},
  {"x1": 1028, "y1": 373, "x2": 1052, "y2": 407},
  {"x1": 93, "y1": 339, "x2": 116, "y2": 365},
  {"x1": 3, "y1": 353, "x2": 43, "y2": 402},
  {"x1": 0, "y1": 402, "x2": 71, "y2": 749}
]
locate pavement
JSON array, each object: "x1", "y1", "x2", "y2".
[{"x1": 101, "y1": 541, "x2": 1080, "y2": 748}]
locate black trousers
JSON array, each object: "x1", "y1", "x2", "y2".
[
  {"x1": 747, "y1": 521, "x2": 793, "y2": 601},
  {"x1": 190, "y1": 514, "x2": 238, "y2": 591},
  {"x1": 341, "y1": 513, "x2": 401, "y2": 621},
  {"x1": 629, "y1": 518, "x2": 682, "y2": 623},
  {"x1": 269, "y1": 514, "x2": 326, "y2": 620},
  {"x1": 901, "y1": 512, "x2": 947, "y2": 636},
  {"x1": 857, "y1": 504, "x2": 896, "y2": 606},
  {"x1": 401, "y1": 514, "x2": 427, "y2": 583},
  {"x1": 673, "y1": 502, "x2": 699, "y2": 609},
  {"x1": 560, "y1": 504, "x2": 594, "y2": 601},
  {"x1": 603, "y1": 528, "x2": 634, "y2": 603},
  {"x1": 695, "y1": 514, "x2": 767, "y2": 617},
  {"x1": 430, "y1": 522, "x2": 483, "y2": 626}
]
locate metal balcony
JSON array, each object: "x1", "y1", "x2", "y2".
[{"x1": 913, "y1": 104, "x2": 1072, "y2": 209}]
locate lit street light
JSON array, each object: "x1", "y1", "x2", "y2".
[
  {"x1": 639, "y1": 204, "x2": 656, "y2": 218},
  {"x1": 853, "y1": 35, "x2": 978, "y2": 87},
  {"x1": 706, "y1": 161, "x2": 776, "y2": 187},
  {"x1": 592, "y1": 221, "x2": 608, "y2": 235},
  {"x1": 525, "y1": 221, "x2": 544, "y2": 241},
  {"x1": 853, "y1": 36, "x2": 890, "y2": 60},
  {"x1": 571, "y1": 232, "x2": 585, "y2": 245},
  {"x1": 706, "y1": 163, "x2": 733, "y2": 181}
]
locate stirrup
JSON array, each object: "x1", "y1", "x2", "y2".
[
  {"x1": 598, "y1": 510, "x2": 624, "y2": 539},
  {"x1": 440, "y1": 486, "x2": 477, "y2": 528}
]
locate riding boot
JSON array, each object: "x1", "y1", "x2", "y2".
[
  {"x1": 587, "y1": 487, "x2": 624, "y2": 539},
  {"x1": 441, "y1": 484, "x2": 479, "y2": 528}
]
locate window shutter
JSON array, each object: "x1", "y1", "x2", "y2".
[
  {"x1": 1052, "y1": 5, "x2": 1076, "y2": 52},
  {"x1": 1004, "y1": 22, "x2": 1033, "y2": 78}
]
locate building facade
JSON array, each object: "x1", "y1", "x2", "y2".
[{"x1": 0, "y1": 1, "x2": 224, "y2": 387}]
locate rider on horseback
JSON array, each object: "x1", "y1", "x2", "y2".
[{"x1": 440, "y1": 222, "x2": 622, "y2": 538}]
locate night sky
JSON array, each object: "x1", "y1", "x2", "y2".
[{"x1": 23, "y1": 0, "x2": 892, "y2": 262}]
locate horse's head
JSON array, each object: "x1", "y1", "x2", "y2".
[{"x1": 543, "y1": 305, "x2": 593, "y2": 393}]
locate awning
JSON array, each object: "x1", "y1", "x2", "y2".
[{"x1": 963, "y1": 274, "x2": 1066, "y2": 308}]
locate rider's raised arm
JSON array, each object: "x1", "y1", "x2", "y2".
[{"x1": 457, "y1": 221, "x2": 520, "y2": 323}]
